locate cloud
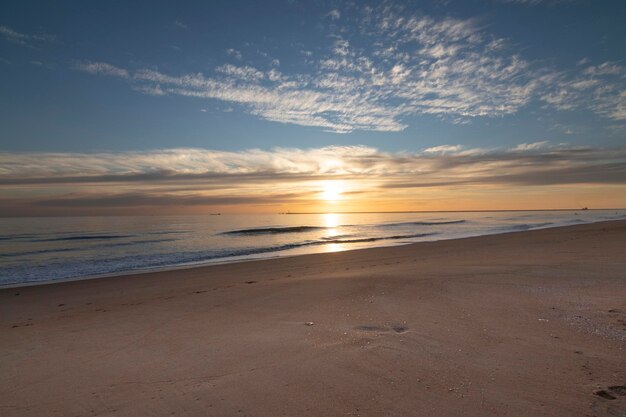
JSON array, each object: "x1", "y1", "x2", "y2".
[
  {"x1": 423, "y1": 145, "x2": 464, "y2": 154},
  {"x1": 215, "y1": 64, "x2": 265, "y2": 81},
  {"x1": 0, "y1": 25, "x2": 55, "y2": 47},
  {"x1": 1, "y1": 143, "x2": 624, "y2": 186},
  {"x1": 72, "y1": 5, "x2": 625, "y2": 132},
  {"x1": 327, "y1": 9, "x2": 341, "y2": 20},
  {"x1": 133, "y1": 84, "x2": 166, "y2": 96},
  {"x1": 71, "y1": 7, "x2": 552, "y2": 133},
  {"x1": 540, "y1": 62, "x2": 626, "y2": 120},
  {"x1": 74, "y1": 61, "x2": 130, "y2": 79},
  {"x1": 226, "y1": 48, "x2": 243, "y2": 60},
  {"x1": 174, "y1": 20, "x2": 189, "y2": 30},
  {"x1": 1, "y1": 143, "x2": 624, "y2": 215},
  {"x1": 513, "y1": 141, "x2": 549, "y2": 151}
]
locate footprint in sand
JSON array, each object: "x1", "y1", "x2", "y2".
[
  {"x1": 594, "y1": 385, "x2": 626, "y2": 400},
  {"x1": 354, "y1": 325, "x2": 409, "y2": 334},
  {"x1": 355, "y1": 325, "x2": 388, "y2": 332},
  {"x1": 391, "y1": 325, "x2": 409, "y2": 334},
  {"x1": 11, "y1": 323, "x2": 34, "y2": 328}
]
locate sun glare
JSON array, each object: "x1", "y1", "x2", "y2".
[{"x1": 321, "y1": 180, "x2": 344, "y2": 203}]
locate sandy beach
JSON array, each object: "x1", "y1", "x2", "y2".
[{"x1": 1, "y1": 220, "x2": 625, "y2": 417}]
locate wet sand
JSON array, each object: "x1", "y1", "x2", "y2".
[{"x1": 1, "y1": 220, "x2": 625, "y2": 416}]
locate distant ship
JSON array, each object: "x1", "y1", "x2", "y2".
[
  {"x1": 210, "y1": 213, "x2": 221, "y2": 215},
  {"x1": 581, "y1": 207, "x2": 588, "y2": 211}
]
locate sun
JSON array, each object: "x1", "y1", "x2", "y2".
[{"x1": 320, "y1": 180, "x2": 344, "y2": 203}]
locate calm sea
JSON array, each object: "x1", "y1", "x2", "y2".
[{"x1": 1, "y1": 210, "x2": 625, "y2": 286}]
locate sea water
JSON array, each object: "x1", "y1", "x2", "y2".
[{"x1": 1, "y1": 210, "x2": 625, "y2": 286}]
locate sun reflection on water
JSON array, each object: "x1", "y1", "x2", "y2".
[{"x1": 322, "y1": 212, "x2": 345, "y2": 253}]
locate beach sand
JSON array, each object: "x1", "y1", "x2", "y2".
[{"x1": 1, "y1": 220, "x2": 625, "y2": 417}]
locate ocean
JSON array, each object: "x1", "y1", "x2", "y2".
[{"x1": 1, "y1": 210, "x2": 625, "y2": 287}]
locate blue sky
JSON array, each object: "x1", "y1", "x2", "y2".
[
  {"x1": 1, "y1": 0, "x2": 625, "y2": 153},
  {"x1": 1, "y1": 0, "x2": 625, "y2": 215}
]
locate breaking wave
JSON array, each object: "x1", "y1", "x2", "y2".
[
  {"x1": 383, "y1": 220, "x2": 466, "y2": 227},
  {"x1": 221, "y1": 226, "x2": 327, "y2": 235}
]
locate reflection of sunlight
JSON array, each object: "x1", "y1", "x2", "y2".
[
  {"x1": 320, "y1": 180, "x2": 344, "y2": 203},
  {"x1": 323, "y1": 242, "x2": 344, "y2": 253},
  {"x1": 323, "y1": 212, "x2": 340, "y2": 228},
  {"x1": 322, "y1": 212, "x2": 343, "y2": 252}
]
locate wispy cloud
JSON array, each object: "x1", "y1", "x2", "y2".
[
  {"x1": 73, "y1": 61, "x2": 130, "y2": 79},
  {"x1": 1, "y1": 143, "x2": 624, "y2": 186},
  {"x1": 71, "y1": 5, "x2": 625, "y2": 132},
  {"x1": 72, "y1": 8, "x2": 540, "y2": 132},
  {"x1": 423, "y1": 145, "x2": 465, "y2": 154},
  {"x1": 173, "y1": 20, "x2": 189, "y2": 30},
  {"x1": 327, "y1": 9, "x2": 341, "y2": 20},
  {"x1": 226, "y1": 48, "x2": 243, "y2": 60},
  {"x1": 512, "y1": 141, "x2": 549, "y2": 151},
  {"x1": 1, "y1": 143, "x2": 624, "y2": 215},
  {"x1": 0, "y1": 25, "x2": 55, "y2": 47},
  {"x1": 541, "y1": 61, "x2": 626, "y2": 120}
]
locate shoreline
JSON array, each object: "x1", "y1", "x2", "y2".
[
  {"x1": 1, "y1": 219, "x2": 625, "y2": 416},
  {"x1": 2, "y1": 217, "x2": 622, "y2": 290}
]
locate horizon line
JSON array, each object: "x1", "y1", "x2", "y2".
[{"x1": 1, "y1": 207, "x2": 624, "y2": 219}]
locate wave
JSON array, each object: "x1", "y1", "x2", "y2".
[
  {"x1": 499, "y1": 222, "x2": 554, "y2": 232},
  {"x1": 33, "y1": 234, "x2": 136, "y2": 242},
  {"x1": 0, "y1": 247, "x2": 77, "y2": 258},
  {"x1": 316, "y1": 232, "x2": 437, "y2": 245},
  {"x1": 0, "y1": 233, "x2": 37, "y2": 241},
  {"x1": 221, "y1": 226, "x2": 327, "y2": 236},
  {"x1": 205, "y1": 232, "x2": 438, "y2": 260},
  {"x1": 0, "y1": 238, "x2": 178, "y2": 258},
  {"x1": 146, "y1": 230, "x2": 191, "y2": 235},
  {"x1": 321, "y1": 234, "x2": 356, "y2": 240},
  {"x1": 1, "y1": 230, "x2": 187, "y2": 242},
  {"x1": 0, "y1": 232, "x2": 438, "y2": 285},
  {"x1": 222, "y1": 231, "x2": 437, "y2": 251},
  {"x1": 383, "y1": 220, "x2": 466, "y2": 227}
]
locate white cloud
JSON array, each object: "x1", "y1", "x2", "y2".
[
  {"x1": 75, "y1": 8, "x2": 541, "y2": 132},
  {"x1": 423, "y1": 145, "x2": 464, "y2": 154},
  {"x1": 226, "y1": 48, "x2": 242, "y2": 60},
  {"x1": 215, "y1": 64, "x2": 265, "y2": 81},
  {"x1": 0, "y1": 25, "x2": 55, "y2": 47},
  {"x1": 133, "y1": 84, "x2": 166, "y2": 96},
  {"x1": 327, "y1": 10, "x2": 341, "y2": 20},
  {"x1": 513, "y1": 141, "x2": 549, "y2": 151},
  {"x1": 74, "y1": 61, "x2": 130, "y2": 79},
  {"x1": 541, "y1": 62, "x2": 626, "y2": 120},
  {"x1": 72, "y1": 5, "x2": 626, "y2": 131},
  {"x1": 583, "y1": 62, "x2": 623, "y2": 76},
  {"x1": 174, "y1": 20, "x2": 189, "y2": 30}
]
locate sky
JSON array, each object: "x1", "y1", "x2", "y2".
[{"x1": 0, "y1": 0, "x2": 625, "y2": 215}]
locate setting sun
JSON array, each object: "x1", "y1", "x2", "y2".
[{"x1": 320, "y1": 180, "x2": 344, "y2": 202}]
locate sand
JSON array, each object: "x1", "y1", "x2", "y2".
[{"x1": 1, "y1": 220, "x2": 625, "y2": 417}]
